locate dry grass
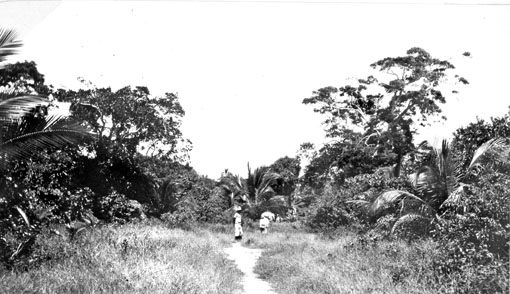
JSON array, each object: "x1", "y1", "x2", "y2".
[
  {"x1": 0, "y1": 220, "x2": 451, "y2": 294},
  {"x1": 0, "y1": 221, "x2": 243, "y2": 294},
  {"x1": 240, "y1": 222, "x2": 443, "y2": 294}
]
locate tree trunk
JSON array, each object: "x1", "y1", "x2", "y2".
[{"x1": 393, "y1": 152, "x2": 403, "y2": 178}]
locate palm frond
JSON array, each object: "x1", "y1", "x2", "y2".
[
  {"x1": 439, "y1": 183, "x2": 470, "y2": 210},
  {"x1": 346, "y1": 199, "x2": 371, "y2": 214},
  {"x1": 258, "y1": 196, "x2": 290, "y2": 216},
  {"x1": 0, "y1": 28, "x2": 22, "y2": 65},
  {"x1": 246, "y1": 163, "x2": 279, "y2": 203},
  {"x1": 0, "y1": 115, "x2": 94, "y2": 161},
  {"x1": 0, "y1": 95, "x2": 50, "y2": 123},
  {"x1": 14, "y1": 206, "x2": 30, "y2": 227},
  {"x1": 219, "y1": 173, "x2": 247, "y2": 206},
  {"x1": 370, "y1": 190, "x2": 434, "y2": 218},
  {"x1": 414, "y1": 166, "x2": 439, "y2": 193},
  {"x1": 414, "y1": 140, "x2": 463, "y2": 207},
  {"x1": 391, "y1": 213, "x2": 432, "y2": 237},
  {"x1": 258, "y1": 172, "x2": 279, "y2": 198},
  {"x1": 468, "y1": 137, "x2": 510, "y2": 174},
  {"x1": 434, "y1": 139, "x2": 462, "y2": 193}
]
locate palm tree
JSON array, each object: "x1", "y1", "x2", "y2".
[
  {"x1": 246, "y1": 163, "x2": 279, "y2": 205},
  {"x1": 0, "y1": 28, "x2": 93, "y2": 167},
  {"x1": 0, "y1": 28, "x2": 94, "y2": 250},
  {"x1": 245, "y1": 163, "x2": 292, "y2": 217},
  {"x1": 218, "y1": 171, "x2": 248, "y2": 207},
  {"x1": 413, "y1": 138, "x2": 510, "y2": 210},
  {"x1": 0, "y1": 28, "x2": 22, "y2": 65},
  {"x1": 350, "y1": 138, "x2": 510, "y2": 236},
  {"x1": 218, "y1": 164, "x2": 290, "y2": 217}
]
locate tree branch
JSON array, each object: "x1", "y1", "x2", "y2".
[{"x1": 395, "y1": 100, "x2": 416, "y2": 123}]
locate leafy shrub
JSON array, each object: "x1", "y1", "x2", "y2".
[
  {"x1": 95, "y1": 190, "x2": 144, "y2": 223},
  {"x1": 300, "y1": 136, "x2": 394, "y2": 191},
  {"x1": 306, "y1": 205, "x2": 355, "y2": 232},
  {"x1": 305, "y1": 170, "x2": 416, "y2": 233},
  {"x1": 6, "y1": 149, "x2": 95, "y2": 222},
  {"x1": 157, "y1": 167, "x2": 226, "y2": 224},
  {"x1": 432, "y1": 214, "x2": 509, "y2": 293},
  {"x1": 431, "y1": 172, "x2": 510, "y2": 293},
  {"x1": 343, "y1": 169, "x2": 416, "y2": 200},
  {"x1": 452, "y1": 110, "x2": 510, "y2": 170},
  {"x1": 0, "y1": 149, "x2": 98, "y2": 268},
  {"x1": 189, "y1": 184, "x2": 228, "y2": 223}
]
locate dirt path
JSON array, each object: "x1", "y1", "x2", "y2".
[{"x1": 224, "y1": 242, "x2": 277, "y2": 294}]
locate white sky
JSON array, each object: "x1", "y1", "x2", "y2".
[{"x1": 1, "y1": 1, "x2": 509, "y2": 178}]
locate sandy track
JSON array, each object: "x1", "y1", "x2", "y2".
[{"x1": 224, "y1": 242, "x2": 277, "y2": 294}]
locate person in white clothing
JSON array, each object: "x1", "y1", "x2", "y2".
[
  {"x1": 233, "y1": 206, "x2": 243, "y2": 241},
  {"x1": 259, "y1": 215, "x2": 270, "y2": 234}
]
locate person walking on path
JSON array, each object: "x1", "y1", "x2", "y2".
[{"x1": 233, "y1": 206, "x2": 243, "y2": 241}]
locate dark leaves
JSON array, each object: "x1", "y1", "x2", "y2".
[
  {"x1": 458, "y1": 77, "x2": 469, "y2": 85},
  {"x1": 0, "y1": 115, "x2": 94, "y2": 161},
  {"x1": 0, "y1": 28, "x2": 22, "y2": 65},
  {"x1": 0, "y1": 95, "x2": 49, "y2": 122}
]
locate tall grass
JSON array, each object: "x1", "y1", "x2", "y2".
[
  {"x1": 245, "y1": 222, "x2": 443, "y2": 294},
  {"x1": 0, "y1": 221, "x2": 243, "y2": 294}
]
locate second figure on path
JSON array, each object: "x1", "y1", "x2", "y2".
[{"x1": 259, "y1": 216, "x2": 270, "y2": 234}]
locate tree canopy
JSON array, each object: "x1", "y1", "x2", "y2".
[
  {"x1": 303, "y1": 47, "x2": 469, "y2": 177},
  {"x1": 53, "y1": 84, "x2": 190, "y2": 162},
  {"x1": 268, "y1": 156, "x2": 300, "y2": 196}
]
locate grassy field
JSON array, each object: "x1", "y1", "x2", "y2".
[
  {"x1": 236, "y1": 222, "x2": 444, "y2": 294},
  {"x1": 2, "y1": 220, "x2": 494, "y2": 294},
  {"x1": 0, "y1": 221, "x2": 243, "y2": 294}
]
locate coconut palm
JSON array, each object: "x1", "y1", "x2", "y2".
[
  {"x1": 0, "y1": 28, "x2": 22, "y2": 65},
  {"x1": 218, "y1": 172, "x2": 248, "y2": 207},
  {"x1": 245, "y1": 163, "x2": 293, "y2": 217},
  {"x1": 218, "y1": 164, "x2": 290, "y2": 217},
  {"x1": 246, "y1": 163, "x2": 279, "y2": 205},
  {"x1": 411, "y1": 140, "x2": 463, "y2": 210},
  {"x1": 413, "y1": 138, "x2": 510, "y2": 210},
  {"x1": 0, "y1": 28, "x2": 94, "y2": 247},
  {"x1": 350, "y1": 138, "x2": 510, "y2": 236},
  {"x1": 0, "y1": 28, "x2": 93, "y2": 167}
]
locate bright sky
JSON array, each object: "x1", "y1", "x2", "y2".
[{"x1": 1, "y1": 1, "x2": 509, "y2": 178}]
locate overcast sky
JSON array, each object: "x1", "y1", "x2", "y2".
[{"x1": 1, "y1": 1, "x2": 509, "y2": 178}]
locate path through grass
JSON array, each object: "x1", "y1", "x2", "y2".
[
  {"x1": 1, "y1": 220, "x2": 448, "y2": 294},
  {"x1": 224, "y1": 242, "x2": 276, "y2": 294}
]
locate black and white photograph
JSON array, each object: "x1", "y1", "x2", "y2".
[{"x1": 1, "y1": 0, "x2": 509, "y2": 293}]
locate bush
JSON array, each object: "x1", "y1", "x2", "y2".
[
  {"x1": 306, "y1": 205, "x2": 355, "y2": 232},
  {"x1": 94, "y1": 190, "x2": 144, "y2": 223},
  {"x1": 432, "y1": 213, "x2": 509, "y2": 293},
  {"x1": 430, "y1": 172, "x2": 510, "y2": 293},
  {"x1": 304, "y1": 170, "x2": 416, "y2": 233},
  {"x1": 0, "y1": 151, "x2": 97, "y2": 269}
]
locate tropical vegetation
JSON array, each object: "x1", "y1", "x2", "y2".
[{"x1": 1, "y1": 27, "x2": 508, "y2": 293}]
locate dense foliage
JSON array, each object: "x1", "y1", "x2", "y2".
[
  {"x1": 303, "y1": 47, "x2": 469, "y2": 177},
  {"x1": 432, "y1": 172, "x2": 509, "y2": 293},
  {"x1": 300, "y1": 131, "x2": 394, "y2": 191},
  {"x1": 302, "y1": 115, "x2": 510, "y2": 293},
  {"x1": 452, "y1": 108, "x2": 510, "y2": 170},
  {"x1": 0, "y1": 29, "x2": 212, "y2": 268},
  {"x1": 1, "y1": 31, "x2": 507, "y2": 292},
  {"x1": 300, "y1": 48, "x2": 508, "y2": 293},
  {"x1": 268, "y1": 156, "x2": 300, "y2": 196}
]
